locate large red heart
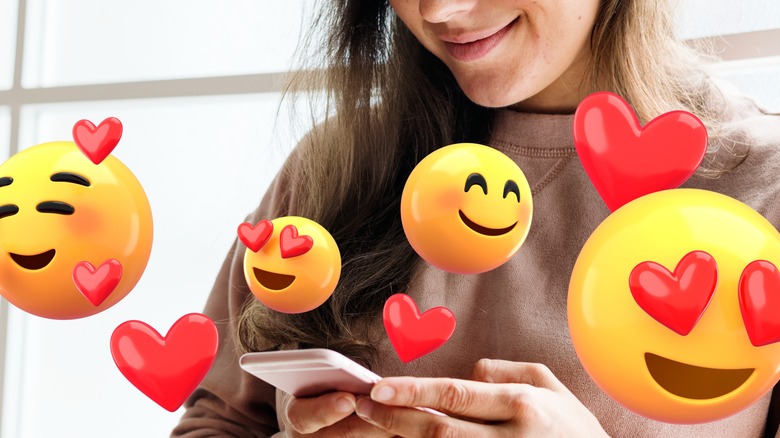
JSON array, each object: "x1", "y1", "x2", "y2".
[
  {"x1": 739, "y1": 260, "x2": 780, "y2": 346},
  {"x1": 629, "y1": 250, "x2": 718, "y2": 336},
  {"x1": 110, "y1": 313, "x2": 219, "y2": 412},
  {"x1": 72, "y1": 259, "x2": 123, "y2": 306},
  {"x1": 72, "y1": 117, "x2": 123, "y2": 165},
  {"x1": 279, "y1": 224, "x2": 313, "y2": 258},
  {"x1": 383, "y1": 293, "x2": 456, "y2": 363},
  {"x1": 238, "y1": 219, "x2": 273, "y2": 252},
  {"x1": 573, "y1": 92, "x2": 708, "y2": 211}
]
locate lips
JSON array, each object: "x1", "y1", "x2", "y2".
[
  {"x1": 459, "y1": 210, "x2": 516, "y2": 236},
  {"x1": 253, "y1": 267, "x2": 296, "y2": 291},
  {"x1": 441, "y1": 17, "x2": 517, "y2": 62},
  {"x1": 10, "y1": 249, "x2": 56, "y2": 270},
  {"x1": 645, "y1": 352, "x2": 754, "y2": 399}
]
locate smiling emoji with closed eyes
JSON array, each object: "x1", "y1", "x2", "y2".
[
  {"x1": 0, "y1": 121, "x2": 153, "y2": 320},
  {"x1": 400, "y1": 143, "x2": 532, "y2": 274}
]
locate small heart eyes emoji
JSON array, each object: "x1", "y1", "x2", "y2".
[
  {"x1": 237, "y1": 220, "x2": 273, "y2": 252},
  {"x1": 280, "y1": 225, "x2": 314, "y2": 258}
]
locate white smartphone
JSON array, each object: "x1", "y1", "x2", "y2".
[{"x1": 239, "y1": 348, "x2": 381, "y2": 398}]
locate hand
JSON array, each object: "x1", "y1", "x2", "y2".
[
  {"x1": 354, "y1": 359, "x2": 609, "y2": 437},
  {"x1": 279, "y1": 391, "x2": 395, "y2": 437}
]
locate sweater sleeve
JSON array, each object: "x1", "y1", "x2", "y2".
[{"x1": 171, "y1": 147, "x2": 300, "y2": 437}]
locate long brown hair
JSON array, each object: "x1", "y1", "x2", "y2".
[{"x1": 237, "y1": 0, "x2": 727, "y2": 367}]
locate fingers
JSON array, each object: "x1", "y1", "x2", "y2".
[
  {"x1": 312, "y1": 414, "x2": 397, "y2": 438},
  {"x1": 282, "y1": 391, "x2": 357, "y2": 434},
  {"x1": 356, "y1": 397, "x2": 489, "y2": 438},
  {"x1": 471, "y1": 359, "x2": 565, "y2": 391},
  {"x1": 369, "y1": 376, "x2": 525, "y2": 420}
]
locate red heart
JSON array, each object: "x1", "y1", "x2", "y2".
[
  {"x1": 72, "y1": 117, "x2": 123, "y2": 165},
  {"x1": 383, "y1": 293, "x2": 457, "y2": 363},
  {"x1": 629, "y1": 250, "x2": 717, "y2": 336},
  {"x1": 573, "y1": 92, "x2": 708, "y2": 211},
  {"x1": 739, "y1": 260, "x2": 780, "y2": 346},
  {"x1": 110, "y1": 313, "x2": 219, "y2": 412},
  {"x1": 238, "y1": 220, "x2": 273, "y2": 252},
  {"x1": 279, "y1": 224, "x2": 313, "y2": 258},
  {"x1": 72, "y1": 259, "x2": 123, "y2": 306}
]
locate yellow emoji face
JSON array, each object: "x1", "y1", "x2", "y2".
[
  {"x1": 0, "y1": 142, "x2": 153, "y2": 319},
  {"x1": 569, "y1": 189, "x2": 780, "y2": 423},
  {"x1": 400, "y1": 143, "x2": 532, "y2": 274},
  {"x1": 242, "y1": 216, "x2": 341, "y2": 314}
]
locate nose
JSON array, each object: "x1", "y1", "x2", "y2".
[{"x1": 419, "y1": 0, "x2": 477, "y2": 23}]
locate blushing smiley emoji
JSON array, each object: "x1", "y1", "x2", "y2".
[
  {"x1": 400, "y1": 143, "x2": 532, "y2": 274},
  {"x1": 568, "y1": 189, "x2": 780, "y2": 423},
  {"x1": 0, "y1": 118, "x2": 153, "y2": 319},
  {"x1": 240, "y1": 216, "x2": 341, "y2": 314}
]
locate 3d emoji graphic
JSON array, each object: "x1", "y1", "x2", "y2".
[
  {"x1": 0, "y1": 117, "x2": 153, "y2": 319},
  {"x1": 573, "y1": 91, "x2": 708, "y2": 212},
  {"x1": 568, "y1": 189, "x2": 780, "y2": 423},
  {"x1": 111, "y1": 313, "x2": 219, "y2": 412},
  {"x1": 400, "y1": 143, "x2": 532, "y2": 274},
  {"x1": 383, "y1": 293, "x2": 456, "y2": 363},
  {"x1": 240, "y1": 216, "x2": 341, "y2": 314}
]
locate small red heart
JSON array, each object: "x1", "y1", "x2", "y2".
[
  {"x1": 238, "y1": 220, "x2": 273, "y2": 252},
  {"x1": 72, "y1": 117, "x2": 123, "y2": 165},
  {"x1": 279, "y1": 224, "x2": 313, "y2": 258},
  {"x1": 383, "y1": 293, "x2": 456, "y2": 363},
  {"x1": 573, "y1": 92, "x2": 708, "y2": 211},
  {"x1": 110, "y1": 313, "x2": 219, "y2": 412},
  {"x1": 73, "y1": 259, "x2": 123, "y2": 306},
  {"x1": 739, "y1": 260, "x2": 780, "y2": 346},
  {"x1": 629, "y1": 250, "x2": 717, "y2": 336}
]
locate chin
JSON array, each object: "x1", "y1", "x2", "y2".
[{"x1": 459, "y1": 83, "x2": 527, "y2": 109}]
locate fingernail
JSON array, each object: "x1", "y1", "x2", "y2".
[
  {"x1": 355, "y1": 397, "x2": 374, "y2": 418},
  {"x1": 371, "y1": 384, "x2": 395, "y2": 402},
  {"x1": 335, "y1": 396, "x2": 355, "y2": 414}
]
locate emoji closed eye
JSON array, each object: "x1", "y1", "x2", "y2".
[
  {"x1": 464, "y1": 173, "x2": 488, "y2": 195},
  {"x1": 37, "y1": 201, "x2": 75, "y2": 215},
  {"x1": 0, "y1": 204, "x2": 19, "y2": 219},
  {"x1": 503, "y1": 180, "x2": 520, "y2": 202}
]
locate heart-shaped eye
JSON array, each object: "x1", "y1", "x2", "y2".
[
  {"x1": 279, "y1": 224, "x2": 313, "y2": 258},
  {"x1": 72, "y1": 117, "x2": 123, "y2": 165},
  {"x1": 739, "y1": 260, "x2": 780, "y2": 347},
  {"x1": 629, "y1": 250, "x2": 718, "y2": 336},
  {"x1": 237, "y1": 220, "x2": 273, "y2": 252}
]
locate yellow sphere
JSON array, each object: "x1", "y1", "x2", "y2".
[
  {"x1": 569, "y1": 189, "x2": 780, "y2": 423},
  {"x1": 0, "y1": 142, "x2": 153, "y2": 319},
  {"x1": 401, "y1": 143, "x2": 532, "y2": 274}
]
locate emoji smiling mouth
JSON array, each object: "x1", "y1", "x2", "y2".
[
  {"x1": 645, "y1": 353, "x2": 754, "y2": 399},
  {"x1": 253, "y1": 267, "x2": 296, "y2": 291},
  {"x1": 10, "y1": 249, "x2": 56, "y2": 270},
  {"x1": 458, "y1": 210, "x2": 516, "y2": 236}
]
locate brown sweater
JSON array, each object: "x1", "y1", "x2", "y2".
[{"x1": 172, "y1": 86, "x2": 780, "y2": 437}]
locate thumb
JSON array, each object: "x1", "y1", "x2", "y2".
[{"x1": 471, "y1": 359, "x2": 566, "y2": 391}]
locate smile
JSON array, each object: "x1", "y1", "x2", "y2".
[
  {"x1": 253, "y1": 267, "x2": 296, "y2": 291},
  {"x1": 9, "y1": 249, "x2": 56, "y2": 270},
  {"x1": 645, "y1": 353, "x2": 754, "y2": 399},
  {"x1": 458, "y1": 210, "x2": 516, "y2": 236}
]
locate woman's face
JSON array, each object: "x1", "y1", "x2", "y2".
[{"x1": 389, "y1": 0, "x2": 601, "y2": 111}]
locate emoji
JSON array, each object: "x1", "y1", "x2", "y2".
[
  {"x1": 573, "y1": 92, "x2": 708, "y2": 211},
  {"x1": 383, "y1": 293, "x2": 456, "y2": 363},
  {"x1": 111, "y1": 313, "x2": 219, "y2": 412},
  {"x1": 241, "y1": 216, "x2": 340, "y2": 314},
  {"x1": 400, "y1": 143, "x2": 532, "y2": 274},
  {"x1": 568, "y1": 189, "x2": 780, "y2": 423},
  {"x1": 0, "y1": 119, "x2": 153, "y2": 319}
]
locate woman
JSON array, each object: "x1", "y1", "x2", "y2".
[{"x1": 173, "y1": 0, "x2": 780, "y2": 436}]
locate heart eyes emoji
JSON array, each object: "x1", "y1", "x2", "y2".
[
  {"x1": 237, "y1": 220, "x2": 313, "y2": 257},
  {"x1": 630, "y1": 251, "x2": 780, "y2": 345}
]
